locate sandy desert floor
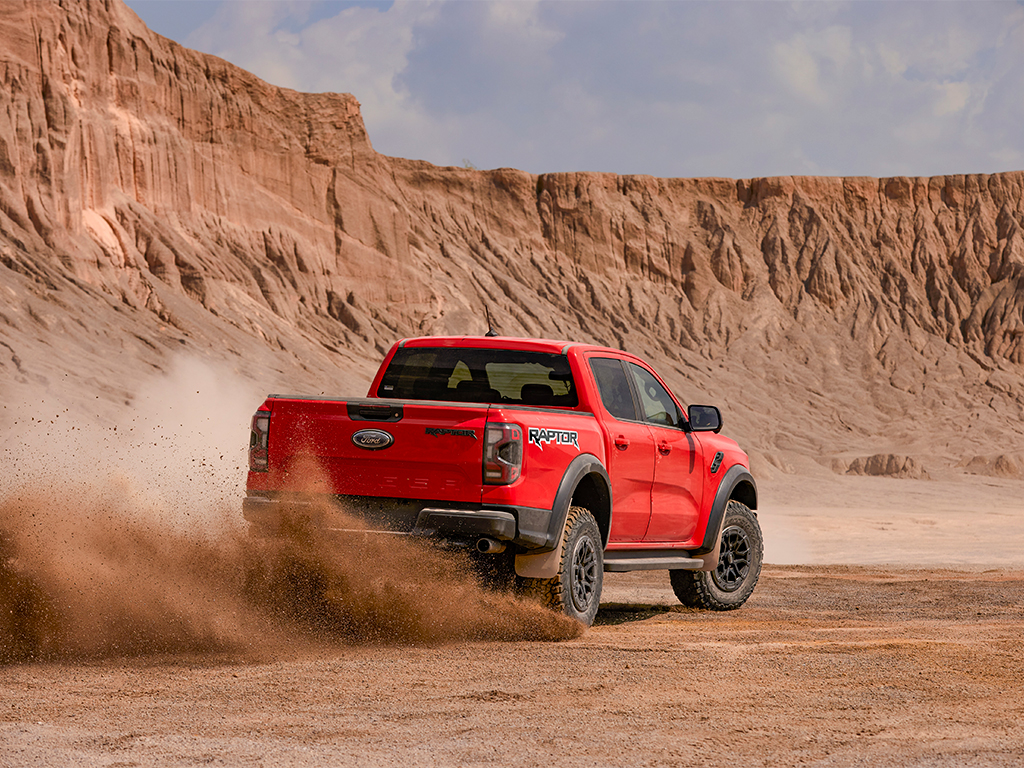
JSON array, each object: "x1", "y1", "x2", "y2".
[
  {"x1": 2, "y1": 565, "x2": 1023, "y2": 768},
  {"x1": 3, "y1": 474, "x2": 1024, "y2": 768},
  {"x1": 758, "y1": 474, "x2": 1024, "y2": 567}
]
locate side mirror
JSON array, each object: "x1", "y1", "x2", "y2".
[{"x1": 688, "y1": 404, "x2": 722, "y2": 433}]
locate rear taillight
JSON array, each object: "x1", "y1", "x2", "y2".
[
  {"x1": 249, "y1": 409, "x2": 271, "y2": 472},
  {"x1": 484, "y1": 422, "x2": 522, "y2": 485}
]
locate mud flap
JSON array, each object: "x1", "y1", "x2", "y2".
[
  {"x1": 514, "y1": 455, "x2": 610, "y2": 579},
  {"x1": 514, "y1": 532, "x2": 565, "y2": 579},
  {"x1": 697, "y1": 531, "x2": 721, "y2": 571}
]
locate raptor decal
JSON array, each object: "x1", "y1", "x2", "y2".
[{"x1": 528, "y1": 427, "x2": 580, "y2": 451}]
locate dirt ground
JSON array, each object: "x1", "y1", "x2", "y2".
[{"x1": 3, "y1": 564, "x2": 1024, "y2": 768}]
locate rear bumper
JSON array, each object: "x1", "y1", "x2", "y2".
[
  {"x1": 412, "y1": 509, "x2": 516, "y2": 541},
  {"x1": 242, "y1": 494, "x2": 318, "y2": 528},
  {"x1": 242, "y1": 494, "x2": 548, "y2": 549}
]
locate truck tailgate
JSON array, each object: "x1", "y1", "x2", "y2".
[{"x1": 263, "y1": 397, "x2": 488, "y2": 502}]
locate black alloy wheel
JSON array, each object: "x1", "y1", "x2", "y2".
[
  {"x1": 711, "y1": 524, "x2": 751, "y2": 592},
  {"x1": 518, "y1": 506, "x2": 603, "y2": 626},
  {"x1": 570, "y1": 532, "x2": 599, "y2": 613},
  {"x1": 669, "y1": 500, "x2": 762, "y2": 611}
]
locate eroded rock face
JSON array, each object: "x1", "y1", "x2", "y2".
[
  {"x1": 957, "y1": 454, "x2": 1023, "y2": 479},
  {"x1": 1, "y1": 0, "x2": 1023, "y2": 474},
  {"x1": 841, "y1": 455, "x2": 930, "y2": 480}
]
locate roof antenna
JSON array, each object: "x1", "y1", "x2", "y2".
[{"x1": 484, "y1": 305, "x2": 499, "y2": 337}]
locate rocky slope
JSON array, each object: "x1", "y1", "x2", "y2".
[{"x1": 1, "y1": 0, "x2": 1022, "y2": 480}]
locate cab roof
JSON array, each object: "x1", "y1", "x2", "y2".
[{"x1": 396, "y1": 336, "x2": 646, "y2": 362}]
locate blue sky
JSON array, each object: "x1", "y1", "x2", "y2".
[{"x1": 123, "y1": 0, "x2": 1024, "y2": 180}]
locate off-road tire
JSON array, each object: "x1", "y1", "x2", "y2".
[
  {"x1": 670, "y1": 500, "x2": 762, "y2": 611},
  {"x1": 520, "y1": 506, "x2": 603, "y2": 626}
]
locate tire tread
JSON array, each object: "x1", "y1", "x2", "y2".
[
  {"x1": 519, "y1": 506, "x2": 601, "y2": 625},
  {"x1": 670, "y1": 500, "x2": 762, "y2": 611}
]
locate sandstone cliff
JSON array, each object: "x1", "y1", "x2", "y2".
[{"x1": 1, "y1": 0, "x2": 1022, "y2": 478}]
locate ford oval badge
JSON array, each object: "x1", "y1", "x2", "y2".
[{"x1": 351, "y1": 429, "x2": 394, "y2": 451}]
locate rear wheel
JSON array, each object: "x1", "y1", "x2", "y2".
[
  {"x1": 520, "y1": 506, "x2": 603, "y2": 626},
  {"x1": 670, "y1": 500, "x2": 762, "y2": 610}
]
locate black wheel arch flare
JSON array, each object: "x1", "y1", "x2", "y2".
[
  {"x1": 692, "y1": 463, "x2": 758, "y2": 556},
  {"x1": 542, "y1": 453, "x2": 613, "y2": 550}
]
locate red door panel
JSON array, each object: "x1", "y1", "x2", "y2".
[
  {"x1": 605, "y1": 421, "x2": 656, "y2": 542},
  {"x1": 645, "y1": 425, "x2": 704, "y2": 544}
]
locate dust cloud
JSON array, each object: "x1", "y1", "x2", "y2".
[{"x1": 0, "y1": 358, "x2": 581, "y2": 663}]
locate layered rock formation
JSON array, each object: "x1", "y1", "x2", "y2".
[
  {"x1": 1, "y1": 0, "x2": 1022, "y2": 477},
  {"x1": 838, "y1": 455, "x2": 930, "y2": 480}
]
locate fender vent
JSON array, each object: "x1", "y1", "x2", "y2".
[{"x1": 710, "y1": 451, "x2": 724, "y2": 473}]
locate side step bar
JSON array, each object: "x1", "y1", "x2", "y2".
[{"x1": 603, "y1": 554, "x2": 704, "y2": 572}]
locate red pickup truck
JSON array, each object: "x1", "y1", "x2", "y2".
[{"x1": 244, "y1": 336, "x2": 761, "y2": 625}]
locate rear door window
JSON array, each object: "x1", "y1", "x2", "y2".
[{"x1": 589, "y1": 357, "x2": 639, "y2": 421}]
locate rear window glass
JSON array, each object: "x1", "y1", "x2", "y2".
[{"x1": 378, "y1": 347, "x2": 578, "y2": 407}]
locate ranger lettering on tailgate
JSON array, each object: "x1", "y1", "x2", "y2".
[{"x1": 425, "y1": 428, "x2": 477, "y2": 438}]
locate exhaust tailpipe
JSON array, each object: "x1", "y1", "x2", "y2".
[{"x1": 476, "y1": 537, "x2": 506, "y2": 554}]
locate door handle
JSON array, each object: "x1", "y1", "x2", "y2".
[
  {"x1": 614, "y1": 436, "x2": 630, "y2": 451},
  {"x1": 658, "y1": 442, "x2": 672, "y2": 456}
]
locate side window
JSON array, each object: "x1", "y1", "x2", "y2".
[
  {"x1": 626, "y1": 363, "x2": 684, "y2": 428},
  {"x1": 589, "y1": 358, "x2": 638, "y2": 421}
]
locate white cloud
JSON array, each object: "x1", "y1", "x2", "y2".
[
  {"x1": 160, "y1": 0, "x2": 1024, "y2": 178},
  {"x1": 485, "y1": 0, "x2": 562, "y2": 47},
  {"x1": 876, "y1": 42, "x2": 907, "y2": 77},
  {"x1": 934, "y1": 81, "x2": 970, "y2": 117},
  {"x1": 772, "y1": 26, "x2": 854, "y2": 108},
  {"x1": 773, "y1": 37, "x2": 826, "y2": 105},
  {"x1": 188, "y1": 1, "x2": 438, "y2": 131},
  {"x1": 990, "y1": 148, "x2": 1023, "y2": 168}
]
